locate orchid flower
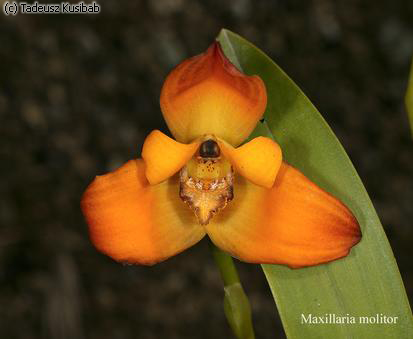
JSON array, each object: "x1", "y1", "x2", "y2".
[{"x1": 81, "y1": 42, "x2": 361, "y2": 268}]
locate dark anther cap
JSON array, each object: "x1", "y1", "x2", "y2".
[{"x1": 199, "y1": 140, "x2": 220, "y2": 158}]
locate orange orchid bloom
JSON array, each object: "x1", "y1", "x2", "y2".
[{"x1": 81, "y1": 42, "x2": 361, "y2": 268}]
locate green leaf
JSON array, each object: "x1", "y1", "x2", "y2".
[
  {"x1": 218, "y1": 29, "x2": 413, "y2": 338},
  {"x1": 406, "y1": 57, "x2": 413, "y2": 138}
]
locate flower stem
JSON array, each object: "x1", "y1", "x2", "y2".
[
  {"x1": 209, "y1": 241, "x2": 256, "y2": 339},
  {"x1": 210, "y1": 241, "x2": 240, "y2": 286}
]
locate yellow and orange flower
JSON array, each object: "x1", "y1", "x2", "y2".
[{"x1": 81, "y1": 42, "x2": 361, "y2": 268}]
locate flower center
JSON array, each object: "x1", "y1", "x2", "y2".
[
  {"x1": 199, "y1": 140, "x2": 220, "y2": 158},
  {"x1": 179, "y1": 139, "x2": 234, "y2": 225}
]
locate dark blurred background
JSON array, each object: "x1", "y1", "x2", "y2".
[{"x1": 1, "y1": 0, "x2": 412, "y2": 338}]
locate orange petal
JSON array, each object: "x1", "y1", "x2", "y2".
[
  {"x1": 142, "y1": 130, "x2": 200, "y2": 185},
  {"x1": 218, "y1": 136, "x2": 282, "y2": 188},
  {"x1": 206, "y1": 163, "x2": 361, "y2": 268},
  {"x1": 81, "y1": 159, "x2": 205, "y2": 265},
  {"x1": 160, "y1": 42, "x2": 267, "y2": 146}
]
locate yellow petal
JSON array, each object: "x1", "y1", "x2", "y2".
[
  {"x1": 142, "y1": 130, "x2": 200, "y2": 185},
  {"x1": 218, "y1": 136, "x2": 282, "y2": 188},
  {"x1": 206, "y1": 163, "x2": 361, "y2": 268},
  {"x1": 160, "y1": 42, "x2": 267, "y2": 146},
  {"x1": 81, "y1": 159, "x2": 205, "y2": 265}
]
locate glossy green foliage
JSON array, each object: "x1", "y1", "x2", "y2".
[{"x1": 218, "y1": 29, "x2": 413, "y2": 339}]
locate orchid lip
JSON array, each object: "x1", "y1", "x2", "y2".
[{"x1": 180, "y1": 137, "x2": 234, "y2": 225}]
